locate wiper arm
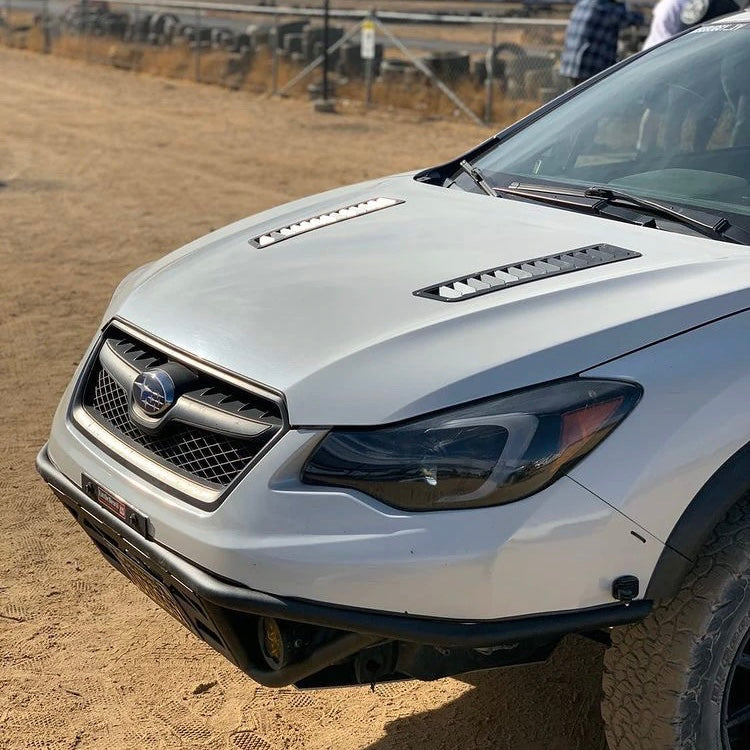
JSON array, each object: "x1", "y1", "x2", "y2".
[
  {"x1": 458, "y1": 160, "x2": 497, "y2": 198},
  {"x1": 584, "y1": 186, "x2": 750, "y2": 244},
  {"x1": 496, "y1": 183, "x2": 598, "y2": 210},
  {"x1": 497, "y1": 182, "x2": 750, "y2": 244}
]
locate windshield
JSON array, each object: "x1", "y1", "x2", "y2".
[{"x1": 472, "y1": 22, "x2": 750, "y2": 228}]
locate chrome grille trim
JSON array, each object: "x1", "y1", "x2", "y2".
[
  {"x1": 413, "y1": 244, "x2": 641, "y2": 302},
  {"x1": 71, "y1": 321, "x2": 287, "y2": 507},
  {"x1": 71, "y1": 404, "x2": 219, "y2": 504},
  {"x1": 111, "y1": 319, "x2": 283, "y2": 397}
]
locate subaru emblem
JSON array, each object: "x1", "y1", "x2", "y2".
[{"x1": 132, "y1": 369, "x2": 175, "y2": 416}]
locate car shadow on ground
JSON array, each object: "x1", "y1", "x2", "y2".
[{"x1": 365, "y1": 635, "x2": 609, "y2": 750}]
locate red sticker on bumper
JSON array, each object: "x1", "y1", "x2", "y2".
[{"x1": 95, "y1": 485, "x2": 128, "y2": 521}]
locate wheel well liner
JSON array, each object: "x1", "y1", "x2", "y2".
[{"x1": 646, "y1": 441, "x2": 750, "y2": 601}]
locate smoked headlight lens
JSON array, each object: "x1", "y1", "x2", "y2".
[{"x1": 301, "y1": 378, "x2": 641, "y2": 511}]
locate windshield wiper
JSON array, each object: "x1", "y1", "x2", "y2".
[
  {"x1": 497, "y1": 182, "x2": 750, "y2": 244},
  {"x1": 584, "y1": 186, "x2": 750, "y2": 244},
  {"x1": 497, "y1": 183, "x2": 598, "y2": 210},
  {"x1": 458, "y1": 160, "x2": 497, "y2": 198}
]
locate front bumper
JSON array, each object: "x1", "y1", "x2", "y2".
[{"x1": 38, "y1": 444, "x2": 651, "y2": 687}]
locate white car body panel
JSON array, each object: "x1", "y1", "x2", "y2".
[
  {"x1": 573, "y1": 309, "x2": 750, "y2": 543},
  {"x1": 108, "y1": 176, "x2": 750, "y2": 425}
]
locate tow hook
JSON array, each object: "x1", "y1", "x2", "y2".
[{"x1": 612, "y1": 575, "x2": 640, "y2": 604}]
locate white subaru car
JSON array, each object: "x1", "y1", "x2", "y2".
[{"x1": 38, "y1": 13, "x2": 750, "y2": 750}]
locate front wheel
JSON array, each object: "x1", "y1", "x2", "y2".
[{"x1": 601, "y1": 501, "x2": 750, "y2": 750}]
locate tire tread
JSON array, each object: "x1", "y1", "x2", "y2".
[{"x1": 602, "y1": 498, "x2": 750, "y2": 750}]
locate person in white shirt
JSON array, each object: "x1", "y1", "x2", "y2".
[{"x1": 643, "y1": 0, "x2": 739, "y2": 49}]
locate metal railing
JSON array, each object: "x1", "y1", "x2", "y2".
[{"x1": 1, "y1": 0, "x2": 640, "y2": 125}]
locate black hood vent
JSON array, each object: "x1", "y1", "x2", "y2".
[{"x1": 414, "y1": 244, "x2": 641, "y2": 302}]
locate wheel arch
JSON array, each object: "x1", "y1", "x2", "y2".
[{"x1": 646, "y1": 440, "x2": 750, "y2": 601}]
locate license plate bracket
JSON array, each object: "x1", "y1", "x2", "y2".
[{"x1": 81, "y1": 475, "x2": 150, "y2": 538}]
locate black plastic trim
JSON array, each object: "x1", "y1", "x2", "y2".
[
  {"x1": 646, "y1": 441, "x2": 750, "y2": 601},
  {"x1": 38, "y1": 444, "x2": 651, "y2": 649},
  {"x1": 413, "y1": 244, "x2": 640, "y2": 302},
  {"x1": 99, "y1": 337, "x2": 279, "y2": 439}
]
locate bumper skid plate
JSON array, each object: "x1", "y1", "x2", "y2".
[{"x1": 36, "y1": 445, "x2": 652, "y2": 687}]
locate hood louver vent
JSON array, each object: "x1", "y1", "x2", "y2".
[
  {"x1": 250, "y1": 197, "x2": 403, "y2": 249},
  {"x1": 414, "y1": 244, "x2": 641, "y2": 302}
]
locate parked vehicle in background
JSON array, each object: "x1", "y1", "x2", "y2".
[{"x1": 38, "y1": 11, "x2": 750, "y2": 750}]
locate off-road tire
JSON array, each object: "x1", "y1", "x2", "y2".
[{"x1": 601, "y1": 500, "x2": 750, "y2": 750}]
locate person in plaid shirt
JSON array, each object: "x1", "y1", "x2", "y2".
[{"x1": 559, "y1": 0, "x2": 645, "y2": 86}]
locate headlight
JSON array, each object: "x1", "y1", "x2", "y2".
[{"x1": 301, "y1": 378, "x2": 641, "y2": 511}]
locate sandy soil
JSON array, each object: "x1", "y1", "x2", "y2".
[{"x1": 0, "y1": 48, "x2": 608, "y2": 750}]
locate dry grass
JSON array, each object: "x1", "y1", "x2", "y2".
[
  {"x1": 376, "y1": 23, "x2": 564, "y2": 49},
  {"x1": 332, "y1": 74, "x2": 540, "y2": 124},
  {"x1": 3, "y1": 28, "x2": 544, "y2": 127}
]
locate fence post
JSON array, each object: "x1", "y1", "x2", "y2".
[
  {"x1": 194, "y1": 7, "x2": 201, "y2": 82},
  {"x1": 84, "y1": 0, "x2": 92, "y2": 61},
  {"x1": 270, "y1": 22, "x2": 279, "y2": 94},
  {"x1": 277, "y1": 22, "x2": 361, "y2": 97},
  {"x1": 364, "y1": 56, "x2": 373, "y2": 108},
  {"x1": 484, "y1": 23, "x2": 497, "y2": 125},
  {"x1": 41, "y1": 0, "x2": 50, "y2": 53},
  {"x1": 321, "y1": 0, "x2": 330, "y2": 102},
  {"x1": 363, "y1": 12, "x2": 375, "y2": 108},
  {"x1": 131, "y1": 2, "x2": 139, "y2": 70}
]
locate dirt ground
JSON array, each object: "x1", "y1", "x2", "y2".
[{"x1": 0, "y1": 48, "x2": 608, "y2": 750}]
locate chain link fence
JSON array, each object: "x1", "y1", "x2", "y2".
[{"x1": 0, "y1": 0, "x2": 646, "y2": 125}]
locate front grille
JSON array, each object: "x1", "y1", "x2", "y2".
[
  {"x1": 78, "y1": 325, "x2": 285, "y2": 499},
  {"x1": 89, "y1": 369, "x2": 261, "y2": 486}
]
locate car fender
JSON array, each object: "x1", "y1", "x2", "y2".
[
  {"x1": 569, "y1": 307, "x2": 750, "y2": 600},
  {"x1": 645, "y1": 439, "x2": 750, "y2": 600}
]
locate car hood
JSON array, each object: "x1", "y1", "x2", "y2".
[{"x1": 112, "y1": 174, "x2": 750, "y2": 425}]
